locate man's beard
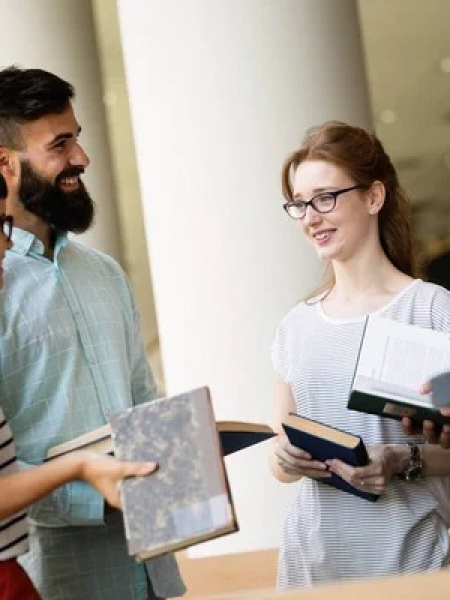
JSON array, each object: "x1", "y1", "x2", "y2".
[{"x1": 18, "y1": 159, "x2": 95, "y2": 233}]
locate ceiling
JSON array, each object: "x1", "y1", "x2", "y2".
[{"x1": 358, "y1": 0, "x2": 450, "y2": 245}]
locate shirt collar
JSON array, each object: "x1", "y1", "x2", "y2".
[{"x1": 10, "y1": 227, "x2": 69, "y2": 257}]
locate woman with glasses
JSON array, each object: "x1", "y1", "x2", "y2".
[
  {"x1": 0, "y1": 175, "x2": 157, "y2": 598},
  {"x1": 270, "y1": 121, "x2": 450, "y2": 590}
]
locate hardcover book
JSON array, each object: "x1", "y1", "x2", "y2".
[
  {"x1": 282, "y1": 413, "x2": 378, "y2": 502},
  {"x1": 46, "y1": 417, "x2": 275, "y2": 460},
  {"x1": 110, "y1": 386, "x2": 238, "y2": 560},
  {"x1": 216, "y1": 421, "x2": 275, "y2": 456},
  {"x1": 347, "y1": 315, "x2": 450, "y2": 426}
]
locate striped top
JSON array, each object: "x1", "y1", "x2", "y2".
[
  {"x1": 271, "y1": 279, "x2": 450, "y2": 590},
  {"x1": 0, "y1": 406, "x2": 28, "y2": 560}
]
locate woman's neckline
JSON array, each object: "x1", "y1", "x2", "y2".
[{"x1": 316, "y1": 278, "x2": 421, "y2": 324}]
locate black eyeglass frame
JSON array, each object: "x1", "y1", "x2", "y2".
[
  {"x1": 283, "y1": 184, "x2": 365, "y2": 220},
  {"x1": 0, "y1": 215, "x2": 14, "y2": 242}
]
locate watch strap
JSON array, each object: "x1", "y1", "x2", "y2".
[{"x1": 398, "y1": 442, "x2": 423, "y2": 481}]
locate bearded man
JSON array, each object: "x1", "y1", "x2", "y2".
[{"x1": 0, "y1": 66, "x2": 185, "y2": 600}]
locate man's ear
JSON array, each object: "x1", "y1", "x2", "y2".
[
  {"x1": 366, "y1": 180, "x2": 385, "y2": 215},
  {"x1": 0, "y1": 148, "x2": 20, "y2": 189}
]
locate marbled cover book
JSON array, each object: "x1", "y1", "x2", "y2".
[{"x1": 110, "y1": 386, "x2": 238, "y2": 560}]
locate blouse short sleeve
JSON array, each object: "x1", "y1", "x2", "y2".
[
  {"x1": 430, "y1": 284, "x2": 450, "y2": 332},
  {"x1": 271, "y1": 318, "x2": 291, "y2": 383}
]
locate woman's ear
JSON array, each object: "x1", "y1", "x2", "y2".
[{"x1": 366, "y1": 180, "x2": 385, "y2": 215}]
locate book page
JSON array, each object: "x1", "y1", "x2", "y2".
[
  {"x1": 354, "y1": 375, "x2": 433, "y2": 408},
  {"x1": 354, "y1": 316, "x2": 450, "y2": 393}
]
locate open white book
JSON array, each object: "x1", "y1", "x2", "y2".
[{"x1": 347, "y1": 315, "x2": 450, "y2": 425}]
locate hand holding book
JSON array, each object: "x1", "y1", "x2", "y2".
[
  {"x1": 75, "y1": 451, "x2": 158, "y2": 510},
  {"x1": 402, "y1": 377, "x2": 450, "y2": 448},
  {"x1": 280, "y1": 413, "x2": 378, "y2": 501},
  {"x1": 327, "y1": 443, "x2": 407, "y2": 497},
  {"x1": 274, "y1": 433, "x2": 331, "y2": 481},
  {"x1": 347, "y1": 316, "x2": 450, "y2": 429}
]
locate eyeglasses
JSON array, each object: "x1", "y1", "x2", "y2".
[
  {"x1": 283, "y1": 185, "x2": 365, "y2": 220},
  {"x1": 0, "y1": 215, "x2": 14, "y2": 241}
]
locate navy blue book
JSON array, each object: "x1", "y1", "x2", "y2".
[{"x1": 282, "y1": 413, "x2": 378, "y2": 502}]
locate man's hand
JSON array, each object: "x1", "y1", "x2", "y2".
[{"x1": 401, "y1": 382, "x2": 450, "y2": 448}]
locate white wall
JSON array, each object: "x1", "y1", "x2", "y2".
[{"x1": 117, "y1": 0, "x2": 372, "y2": 555}]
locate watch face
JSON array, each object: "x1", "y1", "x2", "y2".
[{"x1": 402, "y1": 443, "x2": 423, "y2": 481}]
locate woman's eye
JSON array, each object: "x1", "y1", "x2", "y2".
[{"x1": 316, "y1": 195, "x2": 334, "y2": 206}]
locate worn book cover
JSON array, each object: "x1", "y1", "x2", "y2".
[
  {"x1": 348, "y1": 315, "x2": 450, "y2": 426},
  {"x1": 110, "y1": 386, "x2": 238, "y2": 560},
  {"x1": 282, "y1": 413, "x2": 378, "y2": 502}
]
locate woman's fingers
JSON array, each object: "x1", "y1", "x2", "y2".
[
  {"x1": 275, "y1": 439, "x2": 329, "y2": 477},
  {"x1": 327, "y1": 459, "x2": 382, "y2": 493}
]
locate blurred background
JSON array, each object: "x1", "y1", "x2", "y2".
[
  {"x1": 91, "y1": 0, "x2": 450, "y2": 389},
  {"x1": 2, "y1": 0, "x2": 450, "y2": 591}
]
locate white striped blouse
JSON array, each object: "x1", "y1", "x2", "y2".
[
  {"x1": 0, "y1": 406, "x2": 28, "y2": 560},
  {"x1": 272, "y1": 279, "x2": 450, "y2": 590}
]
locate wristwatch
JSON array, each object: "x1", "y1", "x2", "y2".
[{"x1": 398, "y1": 443, "x2": 423, "y2": 481}]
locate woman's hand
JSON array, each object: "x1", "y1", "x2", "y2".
[
  {"x1": 274, "y1": 433, "x2": 331, "y2": 479},
  {"x1": 326, "y1": 444, "x2": 408, "y2": 496},
  {"x1": 77, "y1": 451, "x2": 158, "y2": 509}
]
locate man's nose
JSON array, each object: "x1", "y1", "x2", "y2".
[{"x1": 69, "y1": 142, "x2": 90, "y2": 168}]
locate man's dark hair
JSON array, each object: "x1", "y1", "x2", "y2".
[{"x1": 0, "y1": 66, "x2": 74, "y2": 149}]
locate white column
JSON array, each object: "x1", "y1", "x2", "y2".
[
  {"x1": 0, "y1": 0, "x2": 122, "y2": 261},
  {"x1": 117, "y1": 0, "x2": 372, "y2": 555}
]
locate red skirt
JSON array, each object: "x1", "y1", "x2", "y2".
[{"x1": 0, "y1": 558, "x2": 41, "y2": 599}]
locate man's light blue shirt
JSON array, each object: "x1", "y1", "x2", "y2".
[{"x1": 0, "y1": 228, "x2": 185, "y2": 599}]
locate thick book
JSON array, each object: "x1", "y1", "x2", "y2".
[
  {"x1": 110, "y1": 386, "x2": 238, "y2": 560},
  {"x1": 46, "y1": 418, "x2": 275, "y2": 460},
  {"x1": 282, "y1": 413, "x2": 378, "y2": 502},
  {"x1": 347, "y1": 315, "x2": 450, "y2": 426}
]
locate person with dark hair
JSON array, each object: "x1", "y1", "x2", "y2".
[
  {"x1": 269, "y1": 121, "x2": 450, "y2": 591},
  {"x1": 0, "y1": 170, "x2": 158, "y2": 600},
  {"x1": 401, "y1": 250, "x2": 450, "y2": 448},
  {"x1": 0, "y1": 66, "x2": 185, "y2": 599}
]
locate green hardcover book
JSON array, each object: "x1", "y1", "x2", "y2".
[{"x1": 347, "y1": 316, "x2": 450, "y2": 426}]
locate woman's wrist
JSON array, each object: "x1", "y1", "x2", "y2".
[
  {"x1": 57, "y1": 451, "x2": 89, "y2": 482},
  {"x1": 390, "y1": 443, "x2": 424, "y2": 480},
  {"x1": 389, "y1": 444, "x2": 411, "y2": 476}
]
